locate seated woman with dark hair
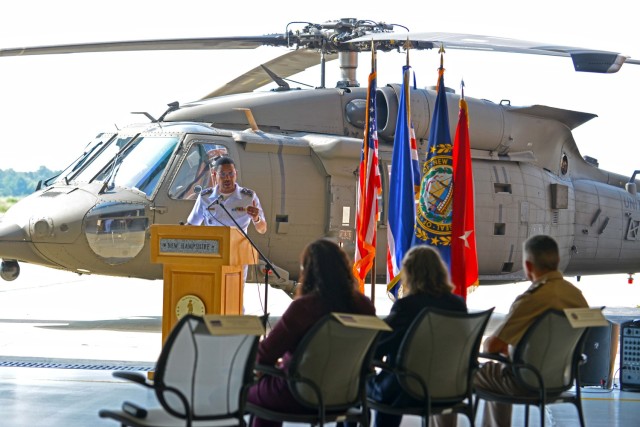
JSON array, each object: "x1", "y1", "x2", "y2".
[
  {"x1": 369, "y1": 245, "x2": 467, "y2": 427},
  {"x1": 247, "y1": 238, "x2": 376, "y2": 427}
]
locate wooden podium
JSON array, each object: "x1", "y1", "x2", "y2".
[{"x1": 150, "y1": 224, "x2": 258, "y2": 343}]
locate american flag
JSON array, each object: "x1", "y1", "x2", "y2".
[{"x1": 353, "y1": 45, "x2": 381, "y2": 293}]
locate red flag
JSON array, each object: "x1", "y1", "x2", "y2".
[
  {"x1": 354, "y1": 45, "x2": 381, "y2": 293},
  {"x1": 450, "y1": 93, "x2": 479, "y2": 298}
]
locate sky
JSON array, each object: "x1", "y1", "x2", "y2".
[{"x1": 0, "y1": 0, "x2": 638, "y2": 177}]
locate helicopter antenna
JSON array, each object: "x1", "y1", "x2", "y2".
[
  {"x1": 260, "y1": 65, "x2": 290, "y2": 91},
  {"x1": 131, "y1": 112, "x2": 157, "y2": 122},
  {"x1": 280, "y1": 77, "x2": 313, "y2": 88},
  {"x1": 157, "y1": 101, "x2": 180, "y2": 122},
  {"x1": 320, "y1": 38, "x2": 326, "y2": 89},
  {"x1": 626, "y1": 170, "x2": 640, "y2": 195}
]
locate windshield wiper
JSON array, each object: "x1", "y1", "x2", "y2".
[{"x1": 99, "y1": 151, "x2": 122, "y2": 194}]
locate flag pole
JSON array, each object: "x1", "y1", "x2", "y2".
[
  {"x1": 370, "y1": 38, "x2": 377, "y2": 304},
  {"x1": 405, "y1": 37, "x2": 411, "y2": 66},
  {"x1": 370, "y1": 256, "x2": 376, "y2": 302},
  {"x1": 354, "y1": 38, "x2": 380, "y2": 297}
]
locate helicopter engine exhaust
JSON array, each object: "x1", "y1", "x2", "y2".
[
  {"x1": 373, "y1": 85, "x2": 431, "y2": 142},
  {"x1": 374, "y1": 86, "x2": 397, "y2": 140}
]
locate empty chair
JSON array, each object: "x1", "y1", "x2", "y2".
[
  {"x1": 474, "y1": 309, "x2": 589, "y2": 427},
  {"x1": 367, "y1": 307, "x2": 494, "y2": 427},
  {"x1": 99, "y1": 314, "x2": 262, "y2": 427}
]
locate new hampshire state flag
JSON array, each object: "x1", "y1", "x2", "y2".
[{"x1": 414, "y1": 52, "x2": 453, "y2": 268}]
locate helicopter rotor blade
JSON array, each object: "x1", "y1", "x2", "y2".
[
  {"x1": 349, "y1": 31, "x2": 640, "y2": 73},
  {"x1": 0, "y1": 19, "x2": 400, "y2": 95},
  {"x1": 201, "y1": 49, "x2": 338, "y2": 98},
  {"x1": 0, "y1": 35, "x2": 290, "y2": 57}
]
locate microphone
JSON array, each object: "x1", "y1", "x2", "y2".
[{"x1": 207, "y1": 194, "x2": 224, "y2": 209}]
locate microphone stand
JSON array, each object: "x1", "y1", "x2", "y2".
[{"x1": 216, "y1": 201, "x2": 280, "y2": 318}]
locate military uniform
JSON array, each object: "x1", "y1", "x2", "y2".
[
  {"x1": 475, "y1": 270, "x2": 589, "y2": 427},
  {"x1": 494, "y1": 271, "x2": 589, "y2": 346},
  {"x1": 187, "y1": 184, "x2": 265, "y2": 233}
]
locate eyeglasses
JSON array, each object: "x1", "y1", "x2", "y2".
[{"x1": 217, "y1": 171, "x2": 236, "y2": 179}]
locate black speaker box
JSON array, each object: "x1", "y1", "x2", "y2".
[{"x1": 579, "y1": 321, "x2": 620, "y2": 389}]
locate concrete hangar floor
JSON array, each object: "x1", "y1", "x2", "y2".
[{"x1": 0, "y1": 264, "x2": 639, "y2": 426}]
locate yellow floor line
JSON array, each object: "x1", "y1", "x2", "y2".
[{"x1": 581, "y1": 396, "x2": 640, "y2": 402}]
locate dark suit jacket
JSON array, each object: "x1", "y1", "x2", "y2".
[{"x1": 375, "y1": 292, "x2": 467, "y2": 364}]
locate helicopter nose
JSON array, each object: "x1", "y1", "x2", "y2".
[
  {"x1": 0, "y1": 187, "x2": 98, "y2": 267},
  {"x1": 0, "y1": 219, "x2": 27, "y2": 241},
  {"x1": 0, "y1": 213, "x2": 44, "y2": 264}
]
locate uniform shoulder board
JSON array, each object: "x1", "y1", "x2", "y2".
[
  {"x1": 525, "y1": 278, "x2": 548, "y2": 295},
  {"x1": 240, "y1": 187, "x2": 255, "y2": 197},
  {"x1": 200, "y1": 187, "x2": 214, "y2": 196}
]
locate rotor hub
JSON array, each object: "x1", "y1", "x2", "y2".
[{"x1": 287, "y1": 18, "x2": 399, "y2": 53}]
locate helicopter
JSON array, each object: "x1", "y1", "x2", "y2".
[{"x1": 1, "y1": 18, "x2": 640, "y2": 293}]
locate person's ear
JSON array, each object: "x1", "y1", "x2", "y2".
[{"x1": 524, "y1": 260, "x2": 534, "y2": 279}]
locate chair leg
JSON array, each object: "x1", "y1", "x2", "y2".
[
  {"x1": 467, "y1": 408, "x2": 475, "y2": 427},
  {"x1": 472, "y1": 395, "x2": 480, "y2": 420},
  {"x1": 575, "y1": 401, "x2": 586, "y2": 427},
  {"x1": 539, "y1": 402, "x2": 545, "y2": 427},
  {"x1": 524, "y1": 405, "x2": 529, "y2": 427}
]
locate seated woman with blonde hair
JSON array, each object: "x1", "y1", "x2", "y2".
[{"x1": 369, "y1": 245, "x2": 467, "y2": 427}]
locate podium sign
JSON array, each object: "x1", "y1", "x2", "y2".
[{"x1": 151, "y1": 224, "x2": 257, "y2": 342}]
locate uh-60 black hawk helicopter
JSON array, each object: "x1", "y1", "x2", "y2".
[{"x1": 1, "y1": 18, "x2": 639, "y2": 294}]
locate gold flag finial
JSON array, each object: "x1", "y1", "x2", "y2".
[{"x1": 404, "y1": 37, "x2": 412, "y2": 66}]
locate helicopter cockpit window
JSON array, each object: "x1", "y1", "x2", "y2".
[
  {"x1": 73, "y1": 136, "x2": 135, "y2": 183},
  {"x1": 168, "y1": 143, "x2": 229, "y2": 200},
  {"x1": 84, "y1": 202, "x2": 148, "y2": 265},
  {"x1": 54, "y1": 133, "x2": 116, "y2": 184},
  {"x1": 94, "y1": 136, "x2": 179, "y2": 197}
]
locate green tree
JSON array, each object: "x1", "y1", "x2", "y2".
[{"x1": 0, "y1": 167, "x2": 61, "y2": 197}]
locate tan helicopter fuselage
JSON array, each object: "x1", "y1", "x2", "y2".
[{"x1": 1, "y1": 85, "x2": 639, "y2": 284}]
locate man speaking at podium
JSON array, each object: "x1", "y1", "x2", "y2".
[{"x1": 187, "y1": 156, "x2": 267, "y2": 235}]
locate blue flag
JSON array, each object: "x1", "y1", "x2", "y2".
[
  {"x1": 387, "y1": 65, "x2": 420, "y2": 300},
  {"x1": 414, "y1": 60, "x2": 453, "y2": 268}
]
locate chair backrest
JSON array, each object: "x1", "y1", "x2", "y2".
[
  {"x1": 397, "y1": 307, "x2": 494, "y2": 401},
  {"x1": 154, "y1": 314, "x2": 260, "y2": 420},
  {"x1": 510, "y1": 309, "x2": 587, "y2": 394},
  {"x1": 287, "y1": 314, "x2": 381, "y2": 410}
]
